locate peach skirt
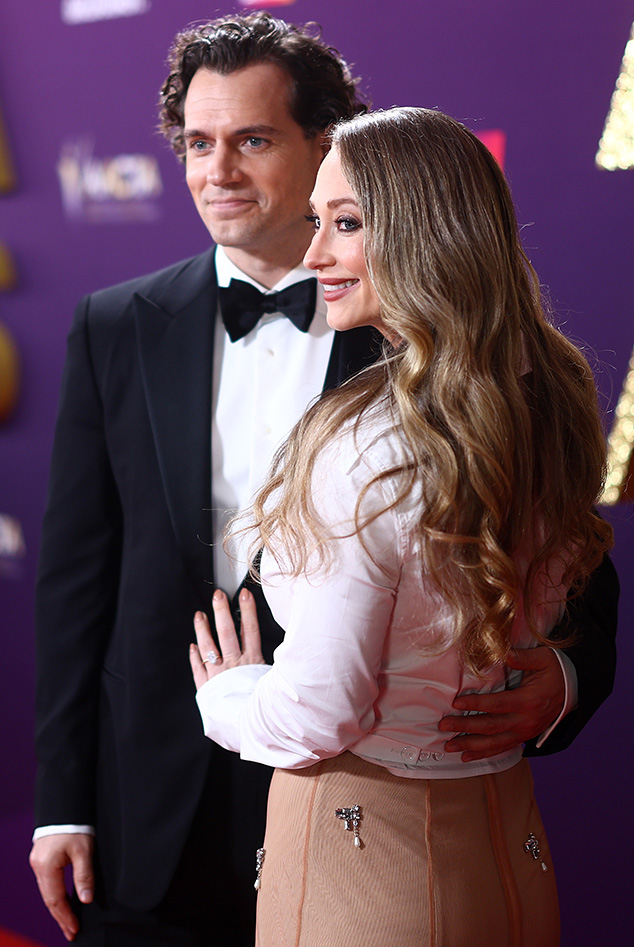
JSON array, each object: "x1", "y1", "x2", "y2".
[{"x1": 255, "y1": 754, "x2": 559, "y2": 947}]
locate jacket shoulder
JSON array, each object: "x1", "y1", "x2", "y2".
[{"x1": 82, "y1": 249, "x2": 217, "y2": 320}]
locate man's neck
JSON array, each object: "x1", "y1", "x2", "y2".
[{"x1": 223, "y1": 245, "x2": 310, "y2": 290}]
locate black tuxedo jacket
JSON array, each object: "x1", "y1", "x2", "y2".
[{"x1": 34, "y1": 248, "x2": 618, "y2": 911}]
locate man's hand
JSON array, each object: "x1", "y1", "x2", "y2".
[
  {"x1": 29, "y1": 832, "x2": 94, "y2": 941},
  {"x1": 438, "y1": 647, "x2": 566, "y2": 762},
  {"x1": 190, "y1": 588, "x2": 266, "y2": 690}
]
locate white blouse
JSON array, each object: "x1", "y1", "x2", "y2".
[{"x1": 196, "y1": 401, "x2": 568, "y2": 779}]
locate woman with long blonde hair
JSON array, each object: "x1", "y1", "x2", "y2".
[{"x1": 191, "y1": 107, "x2": 612, "y2": 946}]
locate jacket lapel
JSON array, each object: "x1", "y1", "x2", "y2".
[{"x1": 134, "y1": 248, "x2": 217, "y2": 596}]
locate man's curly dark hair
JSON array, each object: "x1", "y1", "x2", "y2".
[{"x1": 159, "y1": 11, "x2": 368, "y2": 160}]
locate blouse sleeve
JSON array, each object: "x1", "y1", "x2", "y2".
[{"x1": 195, "y1": 434, "x2": 405, "y2": 769}]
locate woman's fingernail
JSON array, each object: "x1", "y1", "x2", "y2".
[
  {"x1": 239, "y1": 588, "x2": 250, "y2": 602},
  {"x1": 213, "y1": 589, "x2": 223, "y2": 601}
]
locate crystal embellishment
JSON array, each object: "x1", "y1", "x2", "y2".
[
  {"x1": 335, "y1": 804, "x2": 363, "y2": 849},
  {"x1": 524, "y1": 833, "x2": 548, "y2": 872},
  {"x1": 254, "y1": 847, "x2": 265, "y2": 890}
]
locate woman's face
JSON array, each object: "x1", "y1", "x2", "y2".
[{"x1": 303, "y1": 148, "x2": 385, "y2": 335}]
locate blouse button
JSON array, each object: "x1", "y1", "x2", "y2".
[{"x1": 400, "y1": 746, "x2": 418, "y2": 762}]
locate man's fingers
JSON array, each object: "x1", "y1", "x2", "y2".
[
  {"x1": 32, "y1": 866, "x2": 78, "y2": 941},
  {"x1": 506, "y1": 646, "x2": 550, "y2": 670},
  {"x1": 452, "y1": 690, "x2": 528, "y2": 715},
  {"x1": 439, "y1": 712, "x2": 520, "y2": 736},
  {"x1": 444, "y1": 732, "x2": 519, "y2": 762},
  {"x1": 439, "y1": 711, "x2": 526, "y2": 761},
  {"x1": 29, "y1": 834, "x2": 94, "y2": 942},
  {"x1": 70, "y1": 844, "x2": 94, "y2": 905},
  {"x1": 238, "y1": 589, "x2": 265, "y2": 663}
]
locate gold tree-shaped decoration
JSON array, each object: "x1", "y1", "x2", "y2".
[
  {"x1": 602, "y1": 346, "x2": 634, "y2": 504},
  {"x1": 595, "y1": 24, "x2": 634, "y2": 503},
  {"x1": 596, "y1": 21, "x2": 634, "y2": 169}
]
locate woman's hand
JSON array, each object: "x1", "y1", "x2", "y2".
[{"x1": 190, "y1": 588, "x2": 266, "y2": 689}]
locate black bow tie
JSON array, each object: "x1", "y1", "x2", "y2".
[{"x1": 218, "y1": 278, "x2": 317, "y2": 343}]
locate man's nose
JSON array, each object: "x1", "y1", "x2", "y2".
[{"x1": 205, "y1": 144, "x2": 242, "y2": 186}]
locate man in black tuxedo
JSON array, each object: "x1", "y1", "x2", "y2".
[{"x1": 30, "y1": 11, "x2": 618, "y2": 946}]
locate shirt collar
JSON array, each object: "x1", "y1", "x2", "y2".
[{"x1": 215, "y1": 245, "x2": 315, "y2": 293}]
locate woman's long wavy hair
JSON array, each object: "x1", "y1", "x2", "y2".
[{"x1": 247, "y1": 107, "x2": 612, "y2": 672}]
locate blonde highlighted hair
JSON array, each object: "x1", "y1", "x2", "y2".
[{"x1": 248, "y1": 107, "x2": 612, "y2": 672}]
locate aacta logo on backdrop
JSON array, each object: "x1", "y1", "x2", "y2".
[
  {"x1": 61, "y1": 0, "x2": 150, "y2": 25},
  {"x1": 57, "y1": 139, "x2": 163, "y2": 223},
  {"x1": 59, "y1": 0, "x2": 296, "y2": 22}
]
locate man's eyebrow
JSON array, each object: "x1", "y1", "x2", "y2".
[
  {"x1": 183, "y1": 124, "x2": 280, "y2": 140},
  {"x1": 234, "y1": 124, "x2": 280, "y2": 137}
]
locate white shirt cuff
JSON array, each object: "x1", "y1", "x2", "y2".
[
  {"x1": 32, "y1": 824, "x2": 95, "y2": 843},
  {"x1": 195, "y1": 664, "x2": 272, "y2": 753},
  {"x1": 534, "y1": 648, "x2": 578, "y2": 748}
]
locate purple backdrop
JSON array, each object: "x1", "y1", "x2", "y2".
[{"x1": 1, "y1": 1, "x2": 632, "y2": 943}]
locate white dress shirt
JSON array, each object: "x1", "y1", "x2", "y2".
[
  {"x1": 212, "y1": 247, "x2": 334, "y2": 595},
  {"x1": 197, "y1": 400, "x2": 573, "y2": 779}
]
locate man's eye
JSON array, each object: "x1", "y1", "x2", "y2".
[{"x1": 246, "y1": 137, "x2": 266, "y2": 148}]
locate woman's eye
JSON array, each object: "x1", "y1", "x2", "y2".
[
  {"x1": 305, "y1": 214, "x2": 320, "y2": 230},
  {"x1": 337, "y1": 216, "x2": 361, "y2": 232}
]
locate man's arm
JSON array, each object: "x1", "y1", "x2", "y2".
[
  {"x1": 438, "y1": 555, "x2": 619, "y2": 759},
  {"x1": 525, "y1": 554, "x2": 619, "y2": 754},
  {"x1": 33, "y1": 297, "x2": 121, "y2": 933}
]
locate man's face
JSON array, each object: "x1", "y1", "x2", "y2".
[{"x1": 183, "y1": 63, "x2": 325, "y2": 279}]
